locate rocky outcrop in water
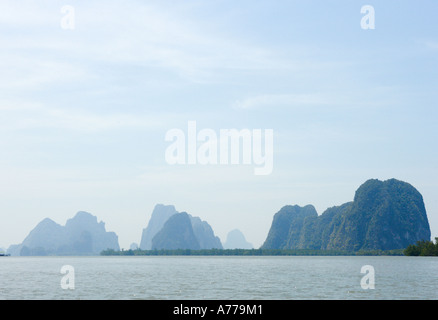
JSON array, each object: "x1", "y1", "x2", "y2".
[
  {"x1": 141, "y1": 204, "x2": 223, "y2": 250},
  {"x1": 190, "y1": 216, "x2": 223, "y2": 249},
  {"x1": 7, "y1": 211, "x2": 119, "y2": 256},
  {"x1": 152, "y1": 212, "x2": 201, "y2": 250},
  {"x1": 223, "y1": 229, "x2": 253, "y2": 249},
  {"x1": 139, "y1": 204, "x2": 178, "y2": 250},
  {"x1": 262, "y1": 179, "x2": 431, "y2": 251}
]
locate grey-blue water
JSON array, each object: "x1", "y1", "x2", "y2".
[{"x1": 1, "y1": 256, "x2": 437, "y2": 300}]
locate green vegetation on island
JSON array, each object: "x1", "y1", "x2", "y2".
[
  {"x1": 404, "y1": 238, "x2": 438, "y2": 256},
  {"x1": 101, "y1": 248, "x2": 404, "y2": 256}
]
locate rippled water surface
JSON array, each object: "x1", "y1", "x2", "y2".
[{"x1": 1, "y1": 256, "x2": 437, "y2": 299}]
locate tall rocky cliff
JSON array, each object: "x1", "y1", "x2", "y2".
[
  {"x1": 139, "y1": 204, "x2": 178, "y2": 250},
  {"x1": 261, "y1": 179, "x2": 431, "y2": 251},
  {"x1": 141, "y1": 204, "x2": 223, "y2": 250},
  {"x1": 152, "y1": 212, "x2": 201, "y2": 250}
]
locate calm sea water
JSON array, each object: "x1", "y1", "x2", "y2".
[{"x1": 0, "y1": 256, "x2": 437, "y2": 300}]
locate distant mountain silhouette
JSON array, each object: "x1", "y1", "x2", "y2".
[
  {"x1": 142, "y1": 204, "x2": 223, "y2": 250},
  {"x1": 223, "y1": 229, "x2": 253, "y2": 249},
  {"x1": 7, "y1": 211, "x2": 119, "y2": 256},
  {"x1": 140, "y1": 204, "x2": 178, "y2": 250},
  {"x1": 262, "y1": 179, "x2": 431, "y2": 251},
  {"x1": 189, "y1": 215, "x2": 222, "y2": 249},
  {"x1": 152, "y1": 212, "x2": 201, "y2": 250}
]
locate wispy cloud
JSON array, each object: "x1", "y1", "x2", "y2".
[
  {"x1": 0, "y1": 100, "x2": 168, "y2": 132},
  {"x1": 0, "y1": 55, "x2": 93, "y2": 90},
  {"x1": 0, "y1": 1, "x2": 291, "y2": 88},
  {"x1": 5, "y1": 0, "x2": 348, "y2": 99},
  {"x1": 424, "y1": 41, "x2": 438, "y2": 50},
  {"x1": 233, "y1": 94, "x2": 329, "y2": 110},
  {"x1": 233, "y1": 84, "x2": 405, "y2": 111}
]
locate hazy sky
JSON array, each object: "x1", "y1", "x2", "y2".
[{"x1": 1, "y1": 0, "x2": 437, "y2": 249}]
